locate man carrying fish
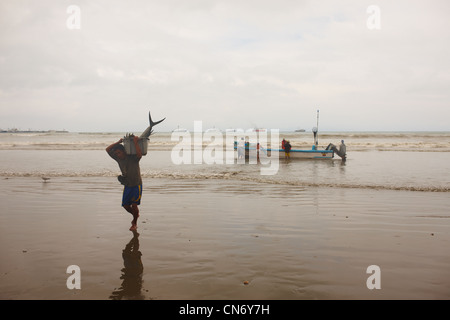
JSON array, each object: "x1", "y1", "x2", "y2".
[
  {"x1": 106, "y1": 136, "x2": 143, "y2": 231},
  {"x1": 106, "y1": 111, "x2": 165, "y2": 231}
]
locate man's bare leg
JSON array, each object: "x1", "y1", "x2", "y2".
[
  {"x1": 124, "y1": 204, "x2": 140, "y2": 231},
  {"x1": 123, "y1": 205, "x2": 133, "y2": 214}
]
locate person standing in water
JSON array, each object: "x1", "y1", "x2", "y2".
[
  {"x1": 237, "y1": 137, "x2": 245, "y2": 159},
  {"x1": 284, "y1": 140, "x2": 292, "y2": 160},
  {"x1": 106, "y1": 136, "x2": 143, "y2": 231},
  {"x1": 339, "y1": 140, "x2": 347, "y2": 160}
]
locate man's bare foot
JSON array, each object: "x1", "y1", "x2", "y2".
[{"x1": 129, "y1": 224, "x2": 137, "y2": 231}]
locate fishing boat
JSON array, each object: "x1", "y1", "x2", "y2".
[
  {"x1": 266, "y1": 146, "x2": 334, "y2": 159},
  {"x1": 238, "y1": 143, "x2": 335, "y2": 160},
  {"x1": 234, "y1": 110, "x2": 346, "y2": 160}
]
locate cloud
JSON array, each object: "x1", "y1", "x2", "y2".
[{"x1": 0, "y1": 0, "x2": 449, "y2": 132}]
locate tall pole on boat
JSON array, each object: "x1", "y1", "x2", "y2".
[
  {"x1": 316, "y1": 109, "x2": 319, "y2": 132},
  {"x1": 315, "y1": 109, "x2": 319, "y2": 146}
]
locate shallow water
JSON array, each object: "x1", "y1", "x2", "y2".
[{"x1": 0, "y1": 148, "x2": 449, "y2": 192}]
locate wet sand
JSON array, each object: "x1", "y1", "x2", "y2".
[{"x1": 0, "y1": 176, "x2": 449, "y2": 300}]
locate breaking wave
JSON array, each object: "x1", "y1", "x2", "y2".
[
  {"x1": 2, "y1": 170, "x2": 448, "y2": 193},
  {"x1": 1, "y1": 131, "x2": 450, "y2": 152}
]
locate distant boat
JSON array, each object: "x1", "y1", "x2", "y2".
[
  {"x1": 205, "y1": 127, "x2": 221, "y2": 133},
  {"x1": 250, "y1": 128, "x2": 267, "y2": 133},
  {"x1": 294, "y1": 129, "x2": 305, "y2": 132},
  {"x1": 225, "y1": 128, "x2": 244, "y2": 133},
  {"x1": 172, "y1": 126, "x2": 189, "y2": 133}
]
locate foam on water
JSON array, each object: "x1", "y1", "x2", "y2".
[
  {"x1": 1, "y1": 131, "x2": 450, "y2": 151},
  {"x1": 1, "y1": 168, "x2": 449, "y2": 193}
]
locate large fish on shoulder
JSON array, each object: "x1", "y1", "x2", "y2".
[{"x1": 139, "y1": 111, "x2": 166, "y2": 139}]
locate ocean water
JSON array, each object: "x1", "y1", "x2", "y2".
[{"x1": 0, "y1": 131, "x2": 449, "y2": 192}]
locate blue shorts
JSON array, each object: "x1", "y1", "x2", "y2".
[{"x1": 122, "y1": 184, "x2": 142, "y2": 206}]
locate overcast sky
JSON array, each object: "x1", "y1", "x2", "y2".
[{"x1": 0, "y1": 0, "x2": 449, "y2": 132}]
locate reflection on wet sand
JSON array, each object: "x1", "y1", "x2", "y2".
[{"x1": 110, "y1": 230, "x2": 144, "y2": 300}]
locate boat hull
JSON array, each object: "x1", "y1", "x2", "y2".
[
  {"x1": 237, "y1": 147, "x2": 334, "y2": 159},
  {"x1": 267, "y1": 149, "x2": 334, "y2": 159}
]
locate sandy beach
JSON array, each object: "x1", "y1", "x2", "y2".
[{"x1": 1, "y1": 175, "x2": 449, "y2": 300}]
